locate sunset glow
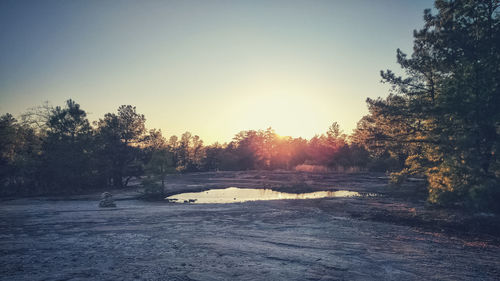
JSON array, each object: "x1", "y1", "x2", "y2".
[{"x1": 0, "y1": 0, "x2": 434, "y2": 143}]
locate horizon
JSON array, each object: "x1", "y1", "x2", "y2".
[{"x1": 0, "y1": 0, "x2": 434, "y2": 144}]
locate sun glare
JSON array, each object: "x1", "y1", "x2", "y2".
[
  {"x1": 234, "y1": 93, "x2": 323, "y2": 138},
  {"x1": 222, "y1": 69, "x2": 334, "y2": 140}
]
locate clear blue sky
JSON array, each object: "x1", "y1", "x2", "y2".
[{"x1": 0, "y1": 0, "x2": 435, "y2": 144}]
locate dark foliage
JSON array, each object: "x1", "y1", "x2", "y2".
[
  {"x1": 355, "y1": 0, "x2": 500, "y2": 211},
  {"x1": 0, "y1": 101, "x2": 372, "y2": 196}
]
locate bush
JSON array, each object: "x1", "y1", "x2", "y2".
[{"x1": 140, "y1": 176, "x2": 165, "y2": 199}]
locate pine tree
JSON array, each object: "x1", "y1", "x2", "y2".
[{"x1": 360, "y1": 0, "x2": 500, "y2": 210}]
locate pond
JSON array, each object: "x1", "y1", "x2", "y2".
[{"x1": 165, "y1": 187, "x2": 361, "y2": 204}]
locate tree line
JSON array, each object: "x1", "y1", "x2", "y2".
[{"x1": 0, "y1": 100, "x2": 389, "y2": 196}]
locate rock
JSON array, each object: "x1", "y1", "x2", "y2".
[{"x1": 98, "y1": 192, "x2": 116, "y2": 208}]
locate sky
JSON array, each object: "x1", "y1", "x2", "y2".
[{"x1": 0, "y1": 0, "x2": 435, "y2": 144}]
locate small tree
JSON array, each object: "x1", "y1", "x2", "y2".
[
  {"x1": 0, "y1": 114, "x2": 41, "y2": 194},
  {"x1": 142, "y1": 129, "x2": 173, "y2": 197},
  {"x1": 96, "y1": 105, "x2": 147, "y2": 188},
  {"x1": 41, "y1": 99, "x2": 94, "y2": 193}
]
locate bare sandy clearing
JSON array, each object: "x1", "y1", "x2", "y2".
[{"x1": 1, "y1": 171, "x2": 499, "y2": 280}]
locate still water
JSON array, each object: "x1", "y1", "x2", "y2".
[{"x1": 165, "y1": 187, "x2": 360, "y2": 204}]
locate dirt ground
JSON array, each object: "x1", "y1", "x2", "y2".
[{"x1": 1, "y1": 171, "x2": 499, "y2": 280}]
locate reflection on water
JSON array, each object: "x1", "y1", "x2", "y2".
[{"x1": 165, "y1": 187, "x2": 361, "y2": 204}]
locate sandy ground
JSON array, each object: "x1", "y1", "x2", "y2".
[{"x1": 1, "y1": 171, "x2": 499, "y2": 281}]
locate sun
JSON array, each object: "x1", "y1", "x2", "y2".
[{"x1": 234, "y1": 91, "x2": 329, "y2": 139}]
